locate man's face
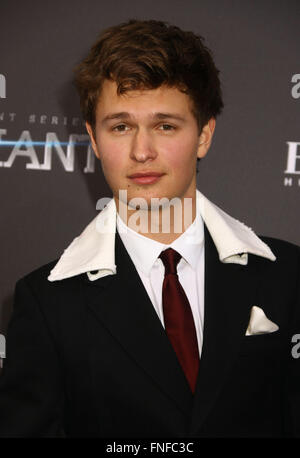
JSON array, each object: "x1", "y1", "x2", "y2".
[{"x1": 87, "y1": 80, "x2": 214, "y2": 209}]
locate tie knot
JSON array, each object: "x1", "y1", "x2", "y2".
[{"x1": 159, "y1": 248, "x2": 181, "y2": 275}]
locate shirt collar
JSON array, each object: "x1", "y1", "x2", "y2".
[
  {"x1": 116, "y1": 211, "x2": 204, "y2": 276},
  {"x1": 48, "y1": 190, "x2": 276, "y2": 282}
]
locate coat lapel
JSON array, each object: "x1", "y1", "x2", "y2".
[
  {"x1": 82, "y1": 224, "x2": 260, "y2": 432},
  {"x1": 83, "y1": 230, "x2": 193, "y2": 418},
  {"x1": 189, "y1": 225, "x2": 259, "y2": 435}
]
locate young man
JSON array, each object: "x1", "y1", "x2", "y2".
[{"x1": 0, "y1": 19, "x2": 299, "y2": 438}]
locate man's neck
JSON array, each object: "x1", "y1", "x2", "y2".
[{"x1": 116, "y1": 195, "x2": 197, "y2": 244}]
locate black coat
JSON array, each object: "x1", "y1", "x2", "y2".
[{"x1": 0, "y1": 226, "x2": 299, "y2": 437}]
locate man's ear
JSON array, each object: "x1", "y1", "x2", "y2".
[
  {"x1": 86, "y1": 122, "x2": 100, "y2": 159},
  {"x1": 197, "y1": 118, "x2": 216, "y2": 159}
]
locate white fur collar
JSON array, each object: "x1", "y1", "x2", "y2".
[{"x1": 48, "y1": 190, "x2": 276, "y2": 282}]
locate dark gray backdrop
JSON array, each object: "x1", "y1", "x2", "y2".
[{"x1": 0, "y1": 0, "x2": 299, "y2": 342}]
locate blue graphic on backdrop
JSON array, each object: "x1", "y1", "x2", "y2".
[{"x1": 0, "y1": 133, "x2": 95, "y2": 172}]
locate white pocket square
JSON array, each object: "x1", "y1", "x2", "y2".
[{"x1": 245, "y1": 306, "x2": 279, "y2": 336}]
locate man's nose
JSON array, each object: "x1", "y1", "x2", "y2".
[{"x1": 130, "y1": 129, "x2": 157, "y2": 162}]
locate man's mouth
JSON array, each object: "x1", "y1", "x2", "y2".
[{"x1": 128, "y1": 172, "x2": 165, "y2": 185}]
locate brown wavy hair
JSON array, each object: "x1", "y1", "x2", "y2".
[{"x1": 74, "y1": 19, "x2": 224, "y2": 134}]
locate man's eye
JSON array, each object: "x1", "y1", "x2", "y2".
[
  {"x1": 112, "y1": 124, "x2": 129, "y2": 132},
  {"x1": 159, "y1": 124, "x2": 175, "y2": 131}
]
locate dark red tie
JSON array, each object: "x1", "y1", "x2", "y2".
[{"x1": 159, "y1": 248, "x2": 199, "y2": 393}]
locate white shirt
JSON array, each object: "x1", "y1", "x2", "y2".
[{"x1": 116, "y1": 213, "x2": 205, "y2": 356}]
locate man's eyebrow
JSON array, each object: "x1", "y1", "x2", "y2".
[
  {"x1": 153, "y1": 112, "x2": 186, "y2": 122},
  {"x1": 101, "y1": 112, "x2": 186, "y2": 124},
  {"x1": 101, "y1": 112, "x2": 130, "y2": 123}
]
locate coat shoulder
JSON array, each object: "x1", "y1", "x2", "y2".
[
  {"x1": 15, "y1": 260, "x2": 84, "y2": 310},
  {"x1": 21, "y1": 259, "x2": 58, "y2": 283},
  {"x1": 259, "y1": 235, "x2": 300, "y2": 261},
  {"x1": 256, "y1": 235, "x2": 300, "y2": 280},
  {"x1": 19, "y1": 259, "x2": 82, "y2": 286}
]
